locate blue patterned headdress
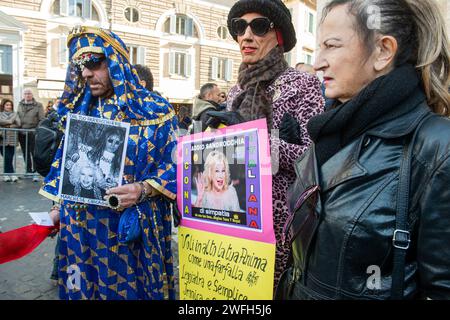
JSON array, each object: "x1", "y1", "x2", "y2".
[{"x1": 57, "y1": 26, "x2": 168, "y2": 122}]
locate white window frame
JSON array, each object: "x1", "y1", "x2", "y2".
[
  {"x1": 124, "y1": 7, "x2": 139, "y2": 23},
  {"x1": 169, "y1": 15, "x2": 195, "y2": 37},
  {"x1": 169, "y1": 50, "x2": 192, "y2": 78},
  {"x1": 302, "y1": 52, "x2": 313, "y2": 65},
  {"x1": 217, "y1": 25, "x2": 228, "y2": 40},
  {"x1": 0, "y1": 45, "x2": 13, "y2": 75},
  {"x1": 60, "y1": 0, "x2": 92, "y2": 19},
  {"x1": 211, "y1": 57, "x2": 233, "y2": 81},
  {"x1": 59, "y1": 36, "x2": 68, "y2": 65},
  {"x1": 128, "y1": 45, "x2": 146, "y2": 65},
  {"x1": 304, "y1": 9, "x2": 315, "y2": 35}
]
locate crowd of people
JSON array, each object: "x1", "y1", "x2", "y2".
[{"x1": 0, "y1": 0, "x2": 449, "y2": 300}]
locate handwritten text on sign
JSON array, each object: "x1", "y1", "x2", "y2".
[{"x1": 179, "y1": 227, "x2": 275, "y2": 300}]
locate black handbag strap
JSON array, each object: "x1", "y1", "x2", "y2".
[{"x1": 391, "y1": 113, "x2": 433, "y2": 299}]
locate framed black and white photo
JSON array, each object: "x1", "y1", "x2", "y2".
[{"x1": 59, "y1": 114, "x2": 130, "y2": 206}]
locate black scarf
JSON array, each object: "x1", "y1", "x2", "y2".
[
  {"x1": 231, "y1": 46, "x2": 288, "y2": 129},
  {"x1": 307, "y1": 64, "x2": 424, "y2": 167}
]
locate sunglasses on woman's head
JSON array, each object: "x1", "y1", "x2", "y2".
[{"x1": 231, "y1": 17, "x2": 275, "y2": 37}]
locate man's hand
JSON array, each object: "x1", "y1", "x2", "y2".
[
  {"x1": 106, "y1": 183, "x2": 142, "y2": 209},
  {"x1": 49, "y1": 208, "x2": 60, "y2": 226}
]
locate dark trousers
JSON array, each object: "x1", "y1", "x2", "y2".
[
  {"x1": 18, "y1": 131, "x2": 35, "y2": 173},
  {"x1": 0, "y1": 145, "x2": 15, "y2": 173}
]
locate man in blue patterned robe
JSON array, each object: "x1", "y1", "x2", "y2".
[{"x1": 40, "y1": 26, "x2": 178, "y2": 300}]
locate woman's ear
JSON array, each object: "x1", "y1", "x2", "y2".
[{"x1": 374, "y1": 35, "x2": 398, "y2": 72}]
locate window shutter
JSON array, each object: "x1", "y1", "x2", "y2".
[
  {"x1": 83, "y1": 0, "x2": 92, "y2": 20},
  {"x1": 185, "y1": 18, "x2": 194, "y2": 37},
  {"x1": 68, "y1": 0, "x2": 75, "y2": 16},
  {"x1": 225, "y1": 59, "x2": 233, "y2": 81},
  {"x1": 59, "y1": 36, "x2": 68, "y2": 65},
  {"x1": 60, "y1": 0, "x2": 68, "y2": 16},
  {"x1": 137, "y1": 47, "x2": 146, "y2": 65},
  {"x1": 169, "y1": 52, "x2": 175, "y2": 75},
  {"x1": 185, "y1": 54, "x2": 192, "y2": 77},
  {"x1": 211, "y1": 57, "x2": 218, "y2": 80},
  {"x1": 304, "y1": 10, "x2": 308, "y2": 32},
  {"x1": 169, "y1": 15, "x2": 176, "y2": 34}
]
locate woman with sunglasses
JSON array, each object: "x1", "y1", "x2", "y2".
[
  {"x1": 207, "y1": 0, "x2": 324, "y2": 290},
  {"x1": 281, "y1": 0, "x2": 450, "y2": 300}
]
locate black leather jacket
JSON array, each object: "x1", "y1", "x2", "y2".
[{"x1": 281, "y1": 101, "x2": 450, "y2": 300}]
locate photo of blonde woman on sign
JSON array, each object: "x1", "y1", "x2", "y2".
[{"x1": 193, "y1": 150, "x2": 243, "y2": 213}]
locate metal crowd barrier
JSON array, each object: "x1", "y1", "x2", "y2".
[{"x1": 0, "y1": 127, "x2": 38, "y2": 178}]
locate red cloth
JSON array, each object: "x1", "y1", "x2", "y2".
[
  {"x1": 276, "y1": 29, "x2": 284, "y2": 47},
  {"x1": 0, "y1": 224, "x2": 58, "y2": 264}
]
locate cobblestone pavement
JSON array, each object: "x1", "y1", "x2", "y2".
[{"x1": 0, "y1": 178, "x2": 179, "y2": 300}]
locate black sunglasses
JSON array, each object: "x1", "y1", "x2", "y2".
[
  {"x1": 74, "y1": 55, "x2": 106, "y2": 72},
  {"x1": 231, "y1": 17, "x2": 275, "y2": 37}
]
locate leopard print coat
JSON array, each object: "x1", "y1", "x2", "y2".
[{"x1": 227, "y1": 67, "x2": 325, "y2": 289}]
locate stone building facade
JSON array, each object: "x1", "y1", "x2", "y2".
[{"x1": 0, "y1": 0, "x2": 242, "y2": 107}]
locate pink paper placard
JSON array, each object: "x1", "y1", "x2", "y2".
[{"x1": 177, "y1": 119, "x2": 275, "y2": 244}]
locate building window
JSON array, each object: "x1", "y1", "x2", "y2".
[
  {"x1": 211, "y1": 57, "x2": 233, "y2": 81},
  {"x1": 53, "y1": 0, "x2": 98, "y2": 20},
  {"x1": 51, "y1": 36, "x2": 68, "y2": 67},
  {"x1": 217, "y1": 26, "x2": 228, "y2": 40},
  {"x1": 124, "y1": 7, "x2": 139, "y2": 23},
  {"x1": 164, "y1": 15, "x2": 198, "y2": 37},
  {"x1": 0, "y1": 45, "x2": 12, "y2": 75},
  {"x1": 302, "y1": 52, "x2": 313, "y2": 65},
  {"x1": 169, "y1": 51, "x2": 192, "y2": 78},
  {"x1": 284, "y1": 52, "x2": 292, "y2": 66},
  {"x1": 304, "y1": 11, "x2": 315, "y2": 34},
  {"x1": 127, "y1": 46, "x2": 146, "y2": 65}
]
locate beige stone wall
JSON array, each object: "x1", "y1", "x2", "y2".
[
  {"x1": 113, "y1": 31, "x2": 162, "y2": 87},
  {"x1": 198, "y1": 45, "x2": 242, "y2": 93},
  {"x1": 14, "y1": 16, "x2": 47, "y2": 80},
  {"x1": 1, "y1": 0, "x2": 42, "y2": 11},
  {"x1": 2, "y1": 0, "x2": 242, "y2": 101}
]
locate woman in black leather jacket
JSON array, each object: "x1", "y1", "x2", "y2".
[{"x1": 280, "y1": 0, "x2": 450, "y2": 300}]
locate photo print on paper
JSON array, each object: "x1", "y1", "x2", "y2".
[{"x1": 59, "y1": 114, "x2": 130, "y2": 206}]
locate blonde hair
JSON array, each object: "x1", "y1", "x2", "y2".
[
  {"x1": 203, "y1": 150, "x2": 230, "y2": 192},
  {"x1": 322, "y1": 0, "x2": 450, "y2": 116}
]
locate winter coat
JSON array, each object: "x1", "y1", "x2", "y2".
[
  {"x1": 0, "y1": 112, "x2": 21, "y2": 146},
  {"x1": 282, "y1": 92, "x2": 450, "y2": 300},
  {"x1": 227, "y1": 67, "x2": 324, "y2": 285},
  {"x1": 17, "y1": 99, "x2": 45, "y2": 129}
]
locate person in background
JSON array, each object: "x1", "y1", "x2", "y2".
[
  {"x1": 134, "y1": 64, "x2": 154, "y2": 92},
  {"x1": 282, "y1": 0, "x2": 450, "y2": 300},
  {"x1": 191, "y1": 83, "x2": 223, "y2": 132},
  {"x1": 0, "y1": 99, "x2": 21, "y2": 182},
  {"x1": 218, "y1": 91, "x2": 228, "y2": 111},
  {"x1": 45, "y1": 100, "x2": 54, "y2": 115},
  {"x1": 177, "y1": 105, "x2": 192, "y2": 133},
  {"x1": 17, "y1": 88, "x2": 44, "y2": 181},
  {"x1": 207, "y1": 0, "x2": 324, "y2": 289},
  {"x1": 295, "y1": 62, "x2": 316, "y2": 75}
]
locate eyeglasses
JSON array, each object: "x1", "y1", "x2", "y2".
[
  {"x1": 230, "y1": 17, "x2": 275, "y2": 37},
  {"x1": 107, "y1": 138, "x2": 120, "y2": 146},
  {"x1": 74, "y1": 54, "x2": 106, "y2": 72}
]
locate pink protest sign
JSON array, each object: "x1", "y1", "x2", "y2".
[{"x1": 177, "y1": 119, "x2": 274, "y2": 244}]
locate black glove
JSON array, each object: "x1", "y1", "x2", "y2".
[
  {"x1": 279, "y1": 113, "x2": 302, "y2": 145},
  {"x1": 171, "y1": 200, "x2": 182, "y2": 228},
  {"x1": 205, "y1": 111, "x2": 245, "y2": 129}
]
